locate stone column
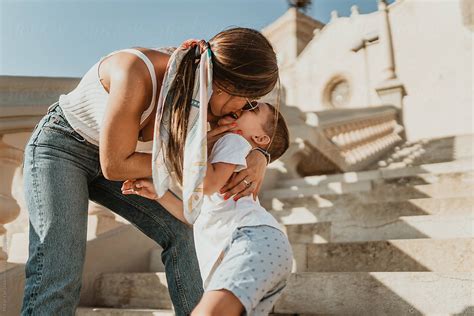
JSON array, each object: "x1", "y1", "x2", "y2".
[
  {"x1": 87, "y1": 201, "x2": 124, "y2": 239},
  {"x1": 375, "y1": 0, "x2": 406, "y2": 139},
  {"x1": 378, "y1": 0, "x2": 396, "y2": 81},
  {"x1": 351, "y1": 5, "x2": 359, "y2": 17},
  {"x1": 460, "y1": 0, "x2": 474, "y2": 31},
  {"x1": 375, "y1": 0, "x2": 406, "y2": 107},
  {"x1": 0, "y1": 135, "x2": 23, "y2": 264}
]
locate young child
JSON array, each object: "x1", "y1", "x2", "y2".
[{"x1": 122, "y1": 102, "x2": 292, "y2": 316}]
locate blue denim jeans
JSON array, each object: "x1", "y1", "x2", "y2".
[{"x1": 20, "y1": 101, "x2": 203, "y2": 316}]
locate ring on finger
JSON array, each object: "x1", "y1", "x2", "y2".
[{"x1": 243, "y1": 179, "x2": 252, "y2": 187}]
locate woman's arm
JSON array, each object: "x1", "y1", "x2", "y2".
[
  {"x1": 99, "y1": 53, "x2": 158, "y2": 180},
  {"x1": 99, "y1": 52, "x2": 238, "y2": 181}
]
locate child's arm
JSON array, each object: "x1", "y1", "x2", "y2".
[
  {"x1": 205, "y1": 133, "x2": 250, "y2": 197},
  {"x1": 203, "y1": 161, "x2": 236, "y2": 195},
  {"x1": 121, "y1": 160, "x2": 235, "y2": 225},
  {"x1": 121, "y1": 179, "x2": 189, "y2": 225},
  {"x1": 155, "y1": 191, "x2": 188, "y2": 225}
]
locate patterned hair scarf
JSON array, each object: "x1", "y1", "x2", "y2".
[{"x1": 151, "y1": 39, "x2": 213, "y2": 224}]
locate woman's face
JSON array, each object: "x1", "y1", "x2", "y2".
[{"x1": 208, "y1": 83, "x2": 247, "y2": 123}]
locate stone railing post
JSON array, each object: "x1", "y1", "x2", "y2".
[
  {"x1": 375, "y1": 0, "x2": 407, "y2": 140},
  {"x1": 0, "y1": 135, "x2": 24, "y2": 264},
  {"x1": 0, "y1": 75, "x2": 126, "y2": 260},
  {"x1": 375, "y1": 1, "x2": 406, "y2": 115},
  {"x1": 87, "y1": 201, "x2": 124, "y2": 239}
]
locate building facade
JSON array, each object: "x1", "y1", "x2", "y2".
[{"x1": 262, "y1": 0, "x2": 473, "y2": 141}]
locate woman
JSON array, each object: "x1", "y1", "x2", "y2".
[{"x1": 21, "y1": 27, "x2": 279, "y2": 315}]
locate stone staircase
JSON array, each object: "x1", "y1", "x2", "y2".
[{"x1": 77, "y1": 134, "x2": 474, "y2": 315}]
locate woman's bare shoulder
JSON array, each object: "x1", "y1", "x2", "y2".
[
  {"x1": 98, "y1": 47, "x2": 171, "y2": 93},
  {"x1": 131, "y1": 46, "x2": 172, "y2": 65}
]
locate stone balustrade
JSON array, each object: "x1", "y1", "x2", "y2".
[
  {"x1": 0, "y1": 75, "x2": 123, "y2": 269},
  {"x1": 0, "y1": 74, "x2": 158, "y2": 313},
  {"x1": 276, "y1": 104, "x2": 404, "y2": 177},
  {"x1": 0, "y1": 135, "x2": 23, "y2": 262},
  {"x1": 318, "y1": 106, "x2": 403, "y2": 173}
]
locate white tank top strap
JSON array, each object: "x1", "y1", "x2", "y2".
[{"x1": 101, "y1": 48, "x2": 157, "y2": 123}]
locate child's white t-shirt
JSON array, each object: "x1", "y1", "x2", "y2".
[{"x1": 193, "y1": 133, "x2": 284, "y2": 288}]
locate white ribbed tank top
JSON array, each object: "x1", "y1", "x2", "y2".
[{"x1": 59, "y1": 47, "x2": 171, "y2": 153}]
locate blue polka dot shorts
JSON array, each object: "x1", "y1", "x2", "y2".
[{"x1": 205, "y1": 225, "x2": 293, "y2": 315}]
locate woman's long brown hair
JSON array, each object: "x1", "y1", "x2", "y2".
[{"x1": 165, "y1": 27, "x2": 279, "y2": 184}]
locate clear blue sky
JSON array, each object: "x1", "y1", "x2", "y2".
[{"x1": 1, "y1": 0, "x2": 394, "y2": 77}]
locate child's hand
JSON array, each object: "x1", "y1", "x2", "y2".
[{"x1": 121, "y1": 178, "x2": 158, "y2": 200}]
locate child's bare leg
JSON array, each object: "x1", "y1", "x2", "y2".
[{"x1": 191, "y1": 289, "x2": 244, "y2": 316}]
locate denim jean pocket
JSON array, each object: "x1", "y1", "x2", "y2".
[
  {"x1": 26, "y1": 114, "x2": 50, "y2": 147},
  {"x1": 27, "y1": 122, "x2": 40, "y2": 143},
  {"x1": 44, "y1": 112, "x2": 72, "y2": 129},
  {"x1": 42, "y1": 113, "x2": 86, "y2": 143}
]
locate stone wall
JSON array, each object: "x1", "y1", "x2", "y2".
[
  {"x1": 266, "y1": 0, "x2": 473, "y2": 142},
  {"x1": 389, "y1": 0, "x2": 473, "y2": 140}
]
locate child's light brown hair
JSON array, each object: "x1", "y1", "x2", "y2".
[{"x1": 261, "y1": 102, "x2": 290, "y2": 163}]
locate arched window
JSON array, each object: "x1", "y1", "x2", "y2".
[{"x1": 323, "y1": 76, "x2": 351, "y2": 108}]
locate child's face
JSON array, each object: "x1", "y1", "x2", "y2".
[{"x1": 234, "y1": 102, "x2": 271, "y2": 147}]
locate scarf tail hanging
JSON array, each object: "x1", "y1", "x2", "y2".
[{"x1": 152, "y1": 42, "x2": 213, "y2": 224}]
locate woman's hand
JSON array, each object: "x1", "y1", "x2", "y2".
[
  {"x1": 207, "y1": 121, "x2": 241, "y2": 154},
  {"x1": 219, "y1": 150, "x2": 267, "y2": 201},
  {"x1": 121, "y1": 179, "x2": 158, "y2": 200}
]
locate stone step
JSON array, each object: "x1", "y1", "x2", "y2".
[
  {"x1": 269, "y1": 171, "x2": 474, "y2": 210},
  {"x1": 76, "y1": 307, "x2": 174, "y2": 316},
  {"x1": 276, "y1": 158, "x2": 474, "y2": 189},
  {"x1": 372, "y1": 134, "x2": 474, "y2": 168},
  {"x1": 94, "y1": 273, "x2": 172, "y2": 309},
  {"x1": 294, "y1": 238, "x2": 473, "y2": 272},
  {"x1": 87, "y1": 216, "x2": 126, "y2": 241},
  {"x1": 89, "y1": 272, "x2": 320, "y2": 315},
  {"x1": 262, "y1": 181, "x2": 373, "y2": 202},
  {"x1": 274, "y1": 272, "x2": 473, "y2": 315},
  {"x1": 263, "y1": 180, "x2": 373, "y2": 200},
  {"x1": 269, "y1": 196, "x2": 474, "y2": 225},
  {"x1": 408, "y1": 134, "x2": 474, "y2": 163},
  {"x1": 263, "y1": 182, "x2": 474, "y2": 209},
  {"x1": 374, "y1": 171, "x2": 474, "y2": 187},
  {"x1": 284, "y1": 214, "x2": 474, "y2": 243},
  {"x1": 76, "y1": 307, "x2": 313, "y2": 316},
  {"x1": 270, "y1": 313, "x2": 317, "y2": 316},
  {"x1": 367, "y1": 182, "x2": 474, "y2": 202},
  {"x1": 88, "y1": 270, "x2": 474, "y2": 314},
  {"x1": 149, "y1": 248, "x2": 165, "y2": 272}
]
